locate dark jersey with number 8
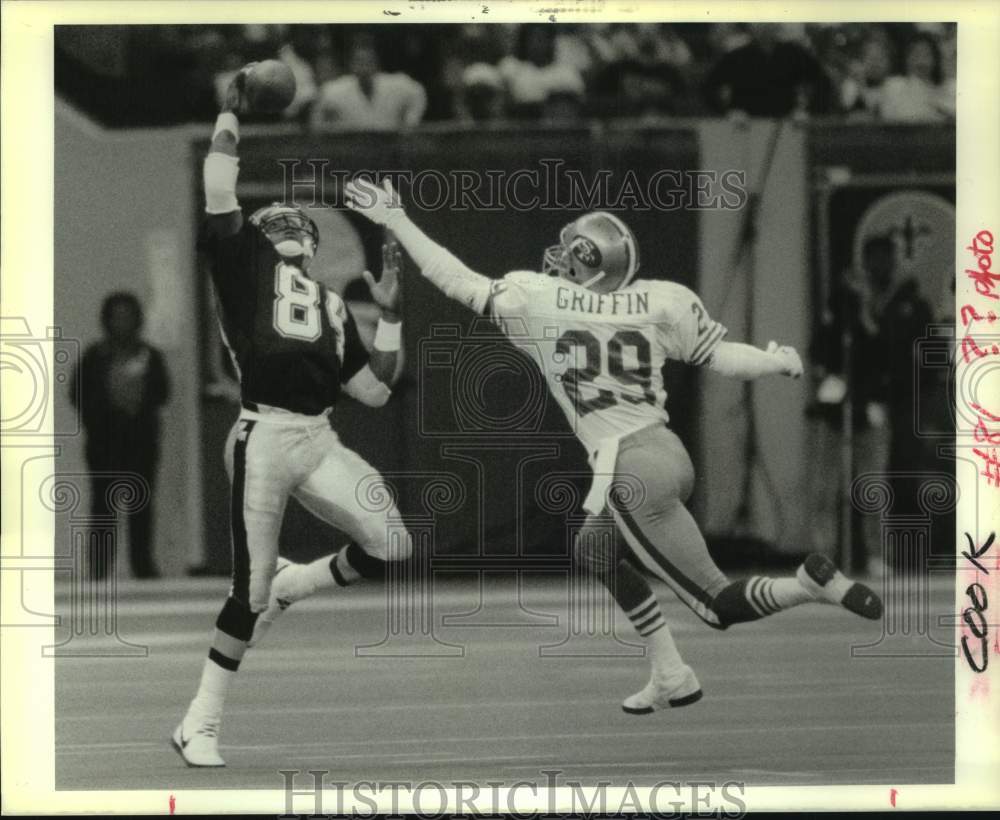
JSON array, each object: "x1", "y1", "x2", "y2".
[{"x1": 204, "y1": 220, "x2": 369, "y2": 415}]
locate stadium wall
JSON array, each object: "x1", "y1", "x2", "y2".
[
  {"x1": 697, "y1": 120, "x2": 811, "y2": 552},
  {"x1": 54, "y1": 100, "x2": 203, "y2": 575},
  {"x1": 51, "y1": 109, "x2": 954, "y2": 576}
]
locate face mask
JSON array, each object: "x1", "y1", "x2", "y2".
[{"x1": 273, "y1": 237, "x2": 315, "y2": 261}]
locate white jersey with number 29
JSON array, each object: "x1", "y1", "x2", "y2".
[{"x1": 484, "y1": 271, "x2": 727, "y2": 455}]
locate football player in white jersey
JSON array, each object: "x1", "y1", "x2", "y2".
[{"x1": 334, "y1": 177, "x2": 884, "y2": 714}]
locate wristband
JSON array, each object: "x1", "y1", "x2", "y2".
[
  {"x1": 373, "y1": 318, "x2": 402, "y2": 352},
  {"x1": 213, "y1": 112, "x2": 240, "y2": 143},
  {"x1": 204, "y1": 153, "x2": 240, "y2": 214}
]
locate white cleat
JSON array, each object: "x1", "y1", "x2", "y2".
[
  {"x1": 797, "y1": 553, "x2": 883, "y2": 620},
  {"x1": 247, "y1": 557, "x2": 295, "y2": 648},
  {"x1": 171, "y1": 713, "x2": 225, "y2": 768},
  {"x1": 622, "y1": 664, "x2": 703, "y2": 715}
]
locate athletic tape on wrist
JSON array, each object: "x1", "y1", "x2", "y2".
[
  {"x1": 373, "y1": 319, "x2": 402, "y2": 351},
  {"x1": 213, "y1": 112, "x2": 240, "y2": 143}
]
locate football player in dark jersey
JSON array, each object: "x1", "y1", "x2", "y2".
[{"x1": 173, "y1": 67, "x2": 409, "y2": 768}]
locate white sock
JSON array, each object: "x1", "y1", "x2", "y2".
[
  {"x1": 300, "y1": 553, "x2": 341, "y2": 594},
  {"x1": 189, "y1": 657, "x2": 234, "y2": 719},
  {"x1": 744, "y1": 576, "x2": 815, "y2": 616},
  {"x1": 767, "y1": 577, "x2": 814, "y2": 608},
  {"x1": 646, "y1": 622, "x2": 686, "y2": 678}
]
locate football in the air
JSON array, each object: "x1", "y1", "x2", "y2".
[{"x1": 245, "y1": 60, "x2": 296, "y2": 113}]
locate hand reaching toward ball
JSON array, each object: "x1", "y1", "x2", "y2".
[
  {"x1": 223, "y1": 60, "x2": 297, "y2": 116},
  {"x1": 222, "y1": 63, "x2": 257, "y2": 115}
]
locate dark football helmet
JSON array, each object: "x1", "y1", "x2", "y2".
[{"x1": 249, "y1": 203, "x2": 320, "y2": 261}]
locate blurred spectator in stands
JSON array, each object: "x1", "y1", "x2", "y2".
[
  {"x1": 71, "y1": 293, "x2": 169, "y2": 580},
  {"x1": 864, "y1": 235, "x2": 938, "y2": 572},
  {"x1": 310, "y1": 36, "x2": 427, "y2": 131},
  {"x1": 590, "y1": 23, "x2": 693, "y2": 71},
  {"x1": 704, "y1": 23, "x2": 833, "y2": 117},
  {"x1": 590, "y1": 24, "x2": 691, "y2": 118},
  {"x1": 276, "y1": 29, "x2": 322, "y2": 122},
  {"x1": 459, "y1": 63, "x2": 506, "y2": 123},
  {"x1": 863, "y1": 236, "x2": 934, "y2": 471},
  {"x1": 542, "y1": 73, "x2": 586, "y2": 124},
  {"x1": 592, "y1": 59, "x2": 687, "y2": 119},
  {"x1": 633, "y1": 23, "x2": 694, "y2": 71},
  {"x1": 553, "y1": 24, "x2": 599, "y2": 80},
  {"x1": 499, "y1": 24, "x2": 585, "y2": 119},
  {"x1": 380, "y1": 25, "x2": 455, "y2": 120},
  {"x1": 839, "y1": 26, "x2": 895, "y2": 117},
  {"x1": 706, "y1": 22, "x2": 752, "y2": 57},
  {"x1": 442, "y1": 26, "x2": 509, "y2": 123},
  {"x1": 878, "y1": 32, "x2": 954, "y2": 121},
  {"x1": 807, "y1": 235, "x2": 928, "y2": 569}
]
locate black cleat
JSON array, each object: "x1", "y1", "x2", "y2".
[{"x1": 798, "y1": 553, "x2": 883, "y2": 620}]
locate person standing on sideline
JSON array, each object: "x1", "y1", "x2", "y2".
[{"x1": 71, "y1": 292, "x2": 170, "y2": 580}]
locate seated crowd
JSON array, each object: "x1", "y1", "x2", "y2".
[{"x1": 55, "y1": 22, "x2": 957, "y2": 128}]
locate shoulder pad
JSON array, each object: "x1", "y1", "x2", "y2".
[
  {"x1": 636, "y1": 279, "x2": 697, "y2": 321},
  {"x1": 504, "y1": 270, "x2": 553, "y2": 290}
]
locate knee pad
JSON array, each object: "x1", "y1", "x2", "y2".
[{"x1": 216, "y1": 595, "x2": 259, "y2": 642}]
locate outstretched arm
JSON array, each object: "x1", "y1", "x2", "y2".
[
  {"x1": 363, "y1": 238, "x2": 404, "y2": 387},
  {"x1": 344, "y1": 178, "x2": 493, "y2": 313},
  {"x1": 204, "y1": 65, "x2": 255, "y2": 238},
  {"x1": 706, "y1": 340, "x2": 803, "y2": 380},
  {"x1": 341, "y1": 239, "x2": 404, "y2": 408}
]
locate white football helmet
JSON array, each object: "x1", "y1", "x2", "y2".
[{"x1": 542, "y1": 211, "x2": 640, "y2": 291}]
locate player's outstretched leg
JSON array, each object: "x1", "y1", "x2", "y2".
[
  {"x1": 574, "y1": 519, "x2": 701, "y2": 714},
  {"x1": 709, "y1": 556, "x2": 883, "y2": 625},
  {"x1": 608, "y1": 425, "x2": 883, "y2": 631},
  {"x1": 248, "y1": 543, "x2": 390, "y2": 646},
  {"x1": 250, "y1": 438, "x2": 413, "y2": 647}
]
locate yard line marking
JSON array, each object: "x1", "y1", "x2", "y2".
[
  {"x1": 56, "y1": 719, "x2": 951, "y2": 755},
  {"x1": 55, "y1": 689, "x2": 954, "y2": 720},
  {"x1": 56, "y1": 741, "x2": 161, "y2": 751}
]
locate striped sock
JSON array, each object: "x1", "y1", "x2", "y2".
[
  {"x1": 744, "y1": 576, "x2": 812, "y2": 617},
  {"x1": 625, "y1": 595, "x2": 668, "y2": 637},
  {"x1": 713, "y1": 576, "x2": 815, "y2": 625},
  {"x1": 625, "y1": 594, "x2": 684, "y2": 673},
  {"x1": 593, "y1": 558, "x2": 687, "y2": 676}
]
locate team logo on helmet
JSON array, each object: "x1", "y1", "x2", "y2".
[
  {"x1": 570, "y1": 237, "x2": 603, "y2": 269},
  {"x1": 542, "y1": 211, "x2": 640, "y2": 291}
]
